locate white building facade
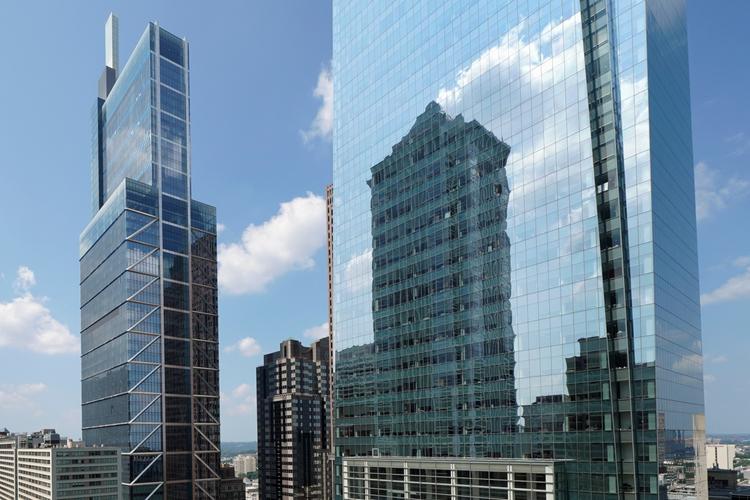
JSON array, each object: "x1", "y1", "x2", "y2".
[
  {"x1": 0, "y1": 441, "x2": 120, "y2": 500},
  {"x1": 706, "y1": 444, "x2": 736, "y2": 470}
]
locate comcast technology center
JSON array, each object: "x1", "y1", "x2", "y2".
[
  {"x1": 333, "y1": 1, "x2": 705, "y2": 499},
  {"x1": 80, "y1": 18, "x2": 220, "y2": 499}
]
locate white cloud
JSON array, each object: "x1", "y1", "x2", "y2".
[
  {"x1": 704, "y1": 354, "x2": 728, "y2": 364},
  {"x1": 726, "y1": 132, "x2": 750, "y2": 157},
  {"x1": 434, "y1": 11, "x2": 602, "y2": 229},
  {"x1": 13, "y1": 266, "x2": 35, "y2": 293},
  {"x1": 303, "y1": 322, "x2": 329, "y2": 341},
  {"x1": 0, "y1": 267, "x2": 77, "y2": 355},
  {"x1": 437, "y1": 13, "x2": 582, "y2": 113},
  {"x1": 671, "y1": 353, "x2": 704, "y2": 379},
  {"x1": 704, "y1": 373, "x2": 717, "y2": 384},
  {"x1": 232, "y1": 383, "x2": 252, "y2": 399},
  {"x1": 224, "y1": 337, "x2": 262, "y2": 357},
  {"x1": 218, "y1": 193, "x2": 326, "y2": 294},
  {"x1": 694, "y1": 161, "x2": 750, "y2": 221},
  {"x1": 343, "y1": 249, "x2": 372, "y2": 294},
  {"x1": 301, "y1": 66, "x2": 333, "y2": 142},
  {"x1": 216, "y1": 223, "x2": 226, "y2": 235},
  {"x1": 701, "y1": 256, "x2": 750, "y2": 305},
  {"x1": 222, "y1": 383, "x2": 256, "y2": 417},
  {"x1": 0, "y1": 383, "x2": 47, "y2": 410}
]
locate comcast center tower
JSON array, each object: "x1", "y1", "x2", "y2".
[{"x1": 80, "y1": 16, "x2": 220, "y2": 499}]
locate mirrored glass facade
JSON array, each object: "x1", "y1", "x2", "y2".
[
  {"x1": 332, "y1": 1, "x2": 705, "y2": 499},
  {"x1": 81, "y1": 21, "x2": 220, "y2": 500}
]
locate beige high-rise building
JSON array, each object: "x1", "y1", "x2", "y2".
[
  {"x1": 325, "y1": 183, "x2": 334, "y2": 500},
  {"x1": 232, "y1": 454, "x2": 257, "y2": 476},
  {"x1": 0, "y1": 439, "x2": 16, "y2": 500},
  {"x1": 707, "y1": 444, "x2": 736, "y2": 470}
]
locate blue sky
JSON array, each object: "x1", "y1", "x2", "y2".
[{"x1": 0, "y1": 1, "x2": 747, "y2": 441}]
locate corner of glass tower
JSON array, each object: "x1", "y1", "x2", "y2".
[
  {"x1": 81, "y1": 16, "x2": 220, "y2": 500},
  {"x1": 332, "y1": 0, "x2": 706, "y2": 498}
]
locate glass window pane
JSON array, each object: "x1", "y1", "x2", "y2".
[
  {"x1": 159, "y1": 29, "x2": 184, "y2": 66},
  {"x1": 161, "y1": 139, "x2": 187, "y2": 173},
  {"x1": 162, "y1": 195, "x2": 188, "y2": 226},
  {"x1": 162, "y1": 167, "x2": 187, "y2": 199},
  {"x1": 165, "y1": 338, "x2": 190, "y2": 367},
  {"x1": 160, "y1": 85, "x2": 186, "y2": 119},
  {"x1": 163, "y1": 251, "x2": 189, "y2": 282},
  {"x1": 164, "y1": 310, "x2": 190, "y2": 338},
  {"x1": 163, "y1": 280, "x2": 189, "y2": 310},
  {"x1": 160, "y1": 58, "x2": 185, "y2": 92},
  {"x1": 162, "y1": 224, "x2": 187, "y2": 254},
  {"x1": 161, "y1": 113, "x2": 186, "y2": 147}
]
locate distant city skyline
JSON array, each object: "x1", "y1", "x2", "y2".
[{"x1": 0, "y1": 0, "x2": 748, "y2": 448}]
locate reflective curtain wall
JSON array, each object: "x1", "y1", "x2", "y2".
[
  {"x1": 81, "y1": 22, "x2": 220, "y2": 500},
  {"x1": 332, "y1": 1, "x2": 704, "y2": 499}
]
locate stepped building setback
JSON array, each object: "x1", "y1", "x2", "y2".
[{"x1": 80, "y1": 13, "x2": 220, "y2": 499}]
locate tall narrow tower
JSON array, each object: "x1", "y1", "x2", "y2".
[
  {"x1": 80, "y1": 16, "x2": 221, "y2": 499},
  {"x1": 256, "y1": 339, "x2": 330, "y2": 500}
]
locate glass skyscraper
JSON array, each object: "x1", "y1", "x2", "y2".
[
  {"x1": 332, "y1": 1, "x2": 705, "y2": 499},
  {"x1": 80, "y1": 15, "x2": 220, "y2": 499}
]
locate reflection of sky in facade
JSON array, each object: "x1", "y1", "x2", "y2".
[
  {"x1": 334, "y1": 4, "x2": 605, "y2": 407},
  {"x1": 81, "y1": 22, "x2": 222, "y2": 498},
  {"x1": 334, "y1": 0, "x2": 705, "y2": 496},
  {"x1": 101, "y1": 28, "x2": 154, "y2": 204}
]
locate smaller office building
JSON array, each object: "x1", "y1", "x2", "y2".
[
  {"x1": 219, "y1": 464, "x2": 245, "y2": 500},
  {"x1": 0, "y1": 439, "x2": 16, "y2": 500},
  {"x1": 257, "y1": 338, "x2": 330, "y2": 500},
  {"x1": 0, "y1": 435, "x2": 120, "y2": 500},
  {"x1": 232, "y1": 454, "x2": 257, "y2": 476},
  {"x1": 708, "y1": 444, "x2": 737, "y2": 470},
  {"x1": 341, "y1": 457, "x2": 564, "y2": 500}
]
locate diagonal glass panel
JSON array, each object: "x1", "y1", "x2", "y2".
[
  {"x1": 129, "y1": 219, "x2": 160, "y2": 247},
  {"x1": 132, "y1": 403, "x2": 162, "y2": 423},
  {"x1": 129, "y1": 365, "x2": 161, "y2": 393},
  {"x1": 126, "y1": 211, "x2": 156, "y2": 238},
  {"x1": 130, "y1": 335, "x2": 161, "y2": 364},
  {"x1": 193, "y1": 425, "x2": 220, "y2": 452},
  {"x1": 129, "y1": 305, "x2": 160, "y2": 334},
  {"x1": 193, "y1": 396, "x2": 220, "y2": 424},
  {"x1": 129, "y1": 394, "x2": 159, "y2": 418},
  {"x1": 193, "y1": 453, "x2": 220, "y2": 480},
  {"x1": 130, "y1": 483, "x2": 163, "y2": 500},
  {"x1": 127, "y1": 302, "x2": 157, "y2": 329},
  {"x1": 131, "y1": 279, "x2": 160, "y2": 305},
  {"x1": 128, "y1": 245, "x2": 160, "y2": 275},
  {"x1": 129, "y1": 453, "x2": 163, "y2": 483},
  {"x1": 193, "y1": 479, "x2": 218, "y2": 499}
]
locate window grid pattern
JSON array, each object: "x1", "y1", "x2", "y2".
[
  {"x1": 332, "y1": 0, "x2": 704, "y2": 498},
  {"x1": 84, "y1": 21, "x2": 220, "y2": 499}
]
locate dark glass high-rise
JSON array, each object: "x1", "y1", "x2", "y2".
[
  {"x1": 257, "y1": 339, "x2": 331, "y2": 500},
  {"x1": 80, "y1": 15, "x2": 220, "y2": 499}
]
